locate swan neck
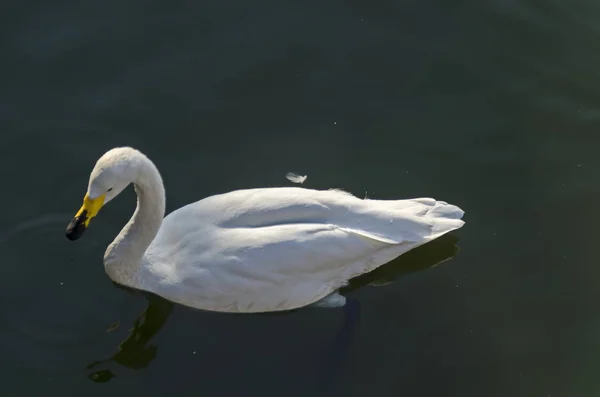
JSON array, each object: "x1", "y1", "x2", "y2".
[{"x1": 104, "y1": 155, "x2": 165, "y2": 284}]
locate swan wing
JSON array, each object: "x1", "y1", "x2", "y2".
[{"x1": 143, "y1": 187, "x2": 464, "y2": 313}]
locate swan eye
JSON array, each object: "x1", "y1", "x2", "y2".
[{"x1": 107, "y1": 187, "x2": 113, "y2": 192}]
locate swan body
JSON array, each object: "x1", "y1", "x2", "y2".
[{"x1": 66, "y1": 147, "x2": 465, "y2": 313}]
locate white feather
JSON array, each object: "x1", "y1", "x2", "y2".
[{"x1": 285, "y1": 172, "x2": 307, "y2": 184}]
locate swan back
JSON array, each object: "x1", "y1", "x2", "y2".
[{"x1": 168, "y1": 187, "x2": 463, "y2": 243}]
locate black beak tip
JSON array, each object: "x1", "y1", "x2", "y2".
[
  {"x1": 66, "y1": 217, "x2": 86, "y2": 241},
  {"x1": 65, "y1": 230, "x2": 81, "y2": 241}
]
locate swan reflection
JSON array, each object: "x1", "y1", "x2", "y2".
[{"x1": 86, "y1": 292, "x2": 173, "y2": 382}]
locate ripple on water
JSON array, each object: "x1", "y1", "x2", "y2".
[{"x1": 0, "y1": 213, "x2": 140, "y2": 373}]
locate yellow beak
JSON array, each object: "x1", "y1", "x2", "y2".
[{"x1": 65, "y1": 194, "x2": 105, "y2": 241}]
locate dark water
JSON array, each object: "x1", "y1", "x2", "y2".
[{"x1": 1, "y1": 0, "x2": 599, "y2": 395}]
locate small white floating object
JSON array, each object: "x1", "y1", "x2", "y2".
[{"x1": 286, "y1": 172, "x2": 307, "y2": 184}]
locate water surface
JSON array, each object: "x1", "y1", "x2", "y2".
[{"x1": 1, "y1": 1, "x2": 599, "y2": 396}]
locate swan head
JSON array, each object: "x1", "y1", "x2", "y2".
[{"x1": 66, "y1": 147, "x2": 143, "y2": 241}]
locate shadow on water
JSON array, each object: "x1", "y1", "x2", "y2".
[
  {"x1": 86, "y1": 291, "x2": 173, "y2": 383},
  {"x1": 86, "y1": 234, "x2": 460, "y2": 383}
]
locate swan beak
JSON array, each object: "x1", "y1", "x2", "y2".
[{"x1": 65, "y1": 194, "x2": 106, "y2": 241}]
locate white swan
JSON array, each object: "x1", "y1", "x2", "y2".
[{"x1": 66, "y1": 147, "x2": 465, "y2": 313}]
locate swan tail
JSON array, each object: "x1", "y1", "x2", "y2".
[
  {"x1": 350, "y1": 197, "x2": 465, "y2": 243},
  {"x1": 422, "y1": 200, "x2": 465, "y2": 238}
]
